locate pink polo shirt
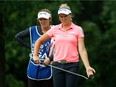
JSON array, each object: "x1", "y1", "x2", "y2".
[{"x1": 47, "y1": 23, "x2": 84, "y2": 62}]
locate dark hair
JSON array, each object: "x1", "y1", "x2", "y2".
[
  {"x1": 39, "y1": 9, "x2": 52, "y2": 15},
  {"x1": 37, "y1": 9, "x2": 52, "y2": 24}
]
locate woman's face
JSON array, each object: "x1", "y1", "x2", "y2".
[
  {"x1": 59, "y1": 14, "x2": 71, "y2": 24},
  {"x1": 39, "y1": 18, "x2": 50, "y2": 27}
]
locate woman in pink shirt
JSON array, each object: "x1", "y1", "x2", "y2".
[{"x1": 33, "y1": 4, "x2": 95, "y2": 87}]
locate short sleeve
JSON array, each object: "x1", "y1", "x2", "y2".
[
  {"x1": 46, "y1": 26, "x2": 56, "y2": 38},
  {"x1": 78, "y1": 27, "x2": 84, "y2": 38}
]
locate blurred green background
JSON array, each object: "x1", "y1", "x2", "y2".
[{"x1": 0, "y1": 0, "x2": 116, "y2": 87}]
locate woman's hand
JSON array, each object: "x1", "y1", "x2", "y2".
[
  {"x1": 33, "y1": 55, "x2": 41, "y2": 64},
  {"x1": 86, "y1": 66, "x2": 96, "y2": 79},
  {"x1": 44, "y1": 58, "x2": 51, "y2": 65}
]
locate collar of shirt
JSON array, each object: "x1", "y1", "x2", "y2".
[{"x1": 58, "y1": 23, "x2": 74, "y2": 31}]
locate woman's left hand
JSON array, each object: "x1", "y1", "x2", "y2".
[
  {"x1": 86, "y1": 66, "x2": 96, "y2": 79},
  {"x1": 44, "y1": 58, "x2": 51, "y2": 65}
]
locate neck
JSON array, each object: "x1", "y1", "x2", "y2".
[
  {"x1": 62, "y1": 22, "x2": 71, "y2": 30},
  {"x1": 41, "y1": 26, "x2": 50, "y2": 33}
]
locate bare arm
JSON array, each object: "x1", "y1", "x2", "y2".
[
  {"x1": 78, "y1": 37, "x2": 95, "y2": 77},
  {"x1": 33, "y1": 33, "x2": 51, "y2": 64},
  {"x1": 78, "y1": 37, "x2": 90, "y2": 68}
]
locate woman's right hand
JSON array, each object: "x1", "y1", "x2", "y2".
[{"x1": 33, "y1": 55, "x2": 41, "y2": 64}]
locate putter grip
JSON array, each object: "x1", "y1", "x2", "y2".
[{"x1": 88, "y1": 74, "x2": 94, "y2": 79}]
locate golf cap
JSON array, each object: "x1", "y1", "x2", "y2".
[
  {"x1": 58, "y1": 8, "x2": 72, "y2": 15},
  {"x1": 37, "y1": 12, "x2": 51, "y2": 19}
]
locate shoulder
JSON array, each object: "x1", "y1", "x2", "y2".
[
  {"x1": 30, "y1": 25, "x2": 38, "y2": 29},
  {"x1": 72, "y1": 23, "x2": 83, "y2": 33},
  {"x1": 29, "y1": 25, "x2": 41, "y2": 31},
  {"x1": 72, "y1": 23, "x2": 84, "y2": 35},
  {"x1": 73, "y1": 23, "x2": 83, "y2": 30},
  {"x1": 50, "y1": 24, "x2": 60, "y2": 30}
]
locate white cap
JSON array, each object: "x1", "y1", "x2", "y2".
[
  {"x1": 58, "y1": 8, "x2": 72, "y2": 15},
  {"x1": 37, "y1": 12, "x2": 51, "y2": 19}
]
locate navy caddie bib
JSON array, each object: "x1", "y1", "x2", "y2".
[{"x1": 27, "y1": 26, "x2": 52, "y2": 80}]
